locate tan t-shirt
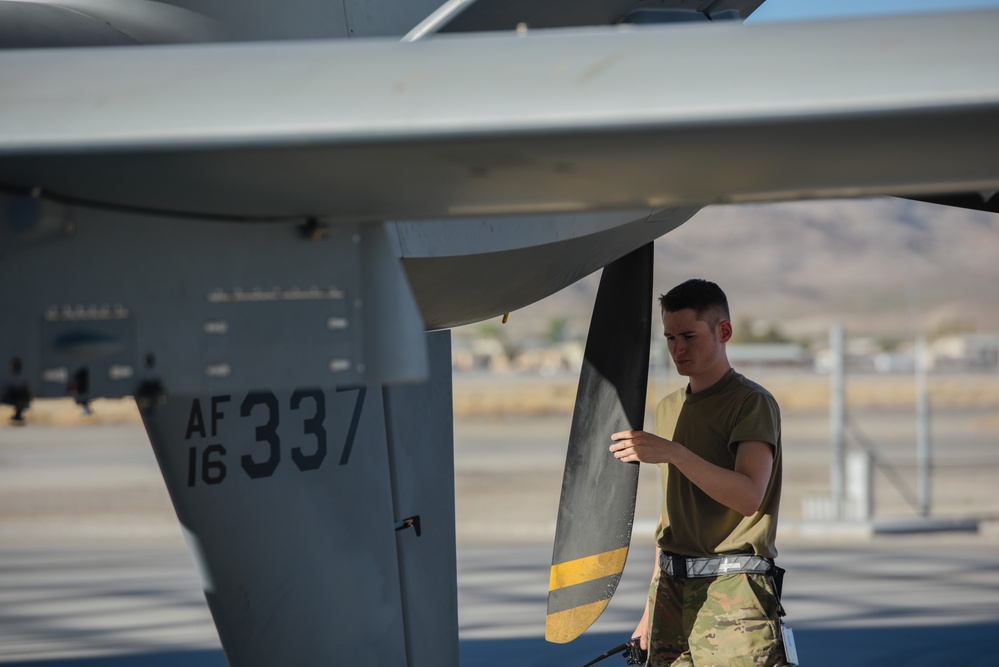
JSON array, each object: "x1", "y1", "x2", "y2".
[{"x1": 655, "y1": 368, "x2": 782, "y2": 559}]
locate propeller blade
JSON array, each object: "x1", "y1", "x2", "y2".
[{"x1": 546, "y1": 242, "x2": 653, "y2": 643}]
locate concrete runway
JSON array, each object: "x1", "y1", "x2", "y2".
[{"x1": 2, "y1": 404, "x2": 998, "y2": 666}]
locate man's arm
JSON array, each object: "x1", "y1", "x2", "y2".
[
  {"x1": 610, "y1": 431, "x2": 773, "y2": 516},
  {"x1": 632, "y1": 532, "x2": 661, "y2": 652}
]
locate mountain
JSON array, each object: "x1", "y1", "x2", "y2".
[{"x1": 460, "y1": 198, "x2": 999, "y2": 345}]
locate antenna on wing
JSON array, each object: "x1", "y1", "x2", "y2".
[{"x1": 402, "y1": 0, "x2": 478, "y2": 42}]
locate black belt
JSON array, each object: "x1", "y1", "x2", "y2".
[{"x1": 659, "y1": 551, "x2": 773, "y2": 578}]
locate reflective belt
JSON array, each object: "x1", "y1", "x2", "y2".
[{"x1": 659, "y1": 551, "x2": 772, "y2": 578}]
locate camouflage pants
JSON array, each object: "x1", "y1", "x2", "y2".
[{"x1": 647, "y1": 569, "x2": 787, "y2": 667}]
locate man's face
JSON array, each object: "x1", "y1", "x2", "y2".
[{"x1": 662, "y1": 308, "x2": 730, "y2": 378}]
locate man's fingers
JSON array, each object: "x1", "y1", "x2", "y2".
[
  {"x1": 611, "y1": 443, "x2": 636, "y2": 462},
  {"x1": 609, "y1": 439, "x2": 633, "y2": 454}
]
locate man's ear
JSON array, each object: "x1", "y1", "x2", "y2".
[{"x1": 718, "y1": 320, "x2": 733, "y2": 343}]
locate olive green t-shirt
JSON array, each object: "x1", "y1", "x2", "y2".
[{"x1": 655, "y1": 368, "x2": 782, "y2": 559}]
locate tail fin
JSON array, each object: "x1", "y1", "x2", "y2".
[{"x1": 140, "y1": 332, "x2": 457, "y2": 666}]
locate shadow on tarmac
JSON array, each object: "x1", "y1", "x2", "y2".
[
  {"x1": 4, "y1": 623, "x2": 997, "y2": 667},
  {"x1": 459, "y1": 624, "x2": 999, "y2": 667}
]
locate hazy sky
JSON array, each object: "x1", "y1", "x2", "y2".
[{"x1": 750, "y1": 0, "x2": 999, "y2": 22}]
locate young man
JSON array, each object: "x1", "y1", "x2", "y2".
[{"x1": 610, "y1": 279, "x2": 788, "y2": 667}]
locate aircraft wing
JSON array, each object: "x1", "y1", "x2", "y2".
[
  {"x1": 0, "y1": 0, "x2": 229, "y2": 47},
  {"x1": 2, "y1": 9, "x2": 998, "y2": 221}
]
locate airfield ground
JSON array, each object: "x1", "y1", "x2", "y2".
[{"x1": 1, "y1": 370, "x2": 997, "y2": 665}]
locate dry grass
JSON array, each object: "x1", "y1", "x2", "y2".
[
  {"x1": 3, "y1": 398, "x2": 142, "y2": 427},
  {"x1": 453, "y1": 371, "x2": 999, "y2": 418},
  {"x1": 3, "y1": 371, "x2": 997, "y2": 426}
]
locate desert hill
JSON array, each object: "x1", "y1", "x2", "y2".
[{"x1": 459, "y1": 197, "x2": 999, "y2": 345}]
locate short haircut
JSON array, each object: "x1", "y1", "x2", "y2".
[{"x1": 659, "y1": 279, "x2": 730, "y2": 327}]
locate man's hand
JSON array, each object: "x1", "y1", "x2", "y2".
[
  {"x1": 631, "y1": 605, "x2": 650, "y2": 652},
  {"x1": 610, "y1": 430, "x2": 676, "y2": 464}
]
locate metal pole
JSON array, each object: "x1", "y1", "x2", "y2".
[
  {"x1": 847, "y1": 451, "x2": 874, "y2": 521},
  {"x1": 915, "y1": 335, "x2": 931, "y2": 517},
  {"x1": 830, "y1": 323, "x2": 846, "y2": 520}
]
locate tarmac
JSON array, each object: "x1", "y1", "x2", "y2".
[
  {"x1": 2, "y1": 538, "x2": 997, "y2": 666},
  {"x1": 1, "y1": 389, "x2": 998, "y2": 666}
]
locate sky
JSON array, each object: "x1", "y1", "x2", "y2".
[{"x1": 749, "y1": 0, "x2": 999, "y2": 22}]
